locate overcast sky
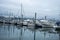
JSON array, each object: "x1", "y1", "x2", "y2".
[{"x1": 0, "y1": 0, "x2": 60, "y2": 19}]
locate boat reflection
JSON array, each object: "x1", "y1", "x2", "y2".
[{"x1": 0, "y1": 24, "x2": 60, "y2": 40}]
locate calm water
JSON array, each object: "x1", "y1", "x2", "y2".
[{"x1": 0, "y1": 23, "x2": 60, "y2": 40}]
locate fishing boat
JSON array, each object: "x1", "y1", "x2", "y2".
[{"x1": 40, "y1": 20, "x2": 56, "y2": 28}]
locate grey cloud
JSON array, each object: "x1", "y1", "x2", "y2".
[{"x1": 0, "y1": 0, "x2": 60, "y2": 19}]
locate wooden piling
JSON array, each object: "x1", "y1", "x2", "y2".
[{"x1": 34, "y1": 12, "x2": 37, "y2": 27}]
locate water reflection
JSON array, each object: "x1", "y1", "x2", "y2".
[{"x1": 0, "y1": 24, "x2": 60, "y2": 40}]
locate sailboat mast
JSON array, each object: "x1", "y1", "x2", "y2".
[
  {"x1": 21, "y1": 3, "x2": 22, "y2": 16},
  {"x1": 21, "y1": 3, "x2": 23, "y2": 26}
]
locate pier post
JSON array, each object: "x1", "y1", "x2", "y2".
[
  {"x1": 45, "y1": 16, "x2": 47, "y2": 20},
  {"x1": 35, "y1": 12, "x2": 37, "y2": 27}
]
